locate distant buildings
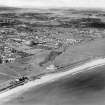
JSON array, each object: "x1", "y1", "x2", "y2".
[
  {"x1": 0, "y1": 45, "x2": 16, "y2": 64},
  {"x1": 1, "y1": 56, "x2": 15, "y2": 63}
]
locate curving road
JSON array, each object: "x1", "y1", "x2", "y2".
[{"x1": 1, "y1": 58, "x2": 105, "y2": 105}]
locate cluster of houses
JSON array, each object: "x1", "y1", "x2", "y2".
[{"x1": 0, "y1": 45, "x2": 16, "y2": 64}]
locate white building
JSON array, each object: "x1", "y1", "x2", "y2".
[{"x1": 46, "y1": 64, "x2": 57, "y2": 71}]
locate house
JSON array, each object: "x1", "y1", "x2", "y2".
[
  {"x1": 7, "y1": 58, "x2": 15, "y2": 63},
  {"x1": 46, "y1": 64, "x2": 57, "y2": 71},
  {"x1": 1, "y1": 55, "x2": 15, "y2": 63}
]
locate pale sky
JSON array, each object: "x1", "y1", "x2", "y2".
[{"x1": 0, "y1": 0, "x2": 105, "y2": 8}]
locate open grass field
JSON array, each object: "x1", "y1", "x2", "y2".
[{"x1": 54, "y1": 38, "x2": 105, "y2": 67}]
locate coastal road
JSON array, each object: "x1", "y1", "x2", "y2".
[{"x1": 1, "y1": 58, "x2": 105, "y2": 105}]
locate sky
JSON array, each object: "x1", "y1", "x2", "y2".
[{"x1": 0, "y1": 0, "x2": 105, "y2": 8}]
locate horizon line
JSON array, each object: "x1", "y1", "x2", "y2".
[{"x1": 0, "y1": 5, "x2": 105, "y2": 11}]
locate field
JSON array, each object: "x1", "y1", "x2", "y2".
[{"x1": 54, "y1": 38, "x2": 105, "y2": 67}]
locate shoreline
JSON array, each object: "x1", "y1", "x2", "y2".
[{"x1": 0, "y1": 58, "x2": 105, "y2": 103}]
